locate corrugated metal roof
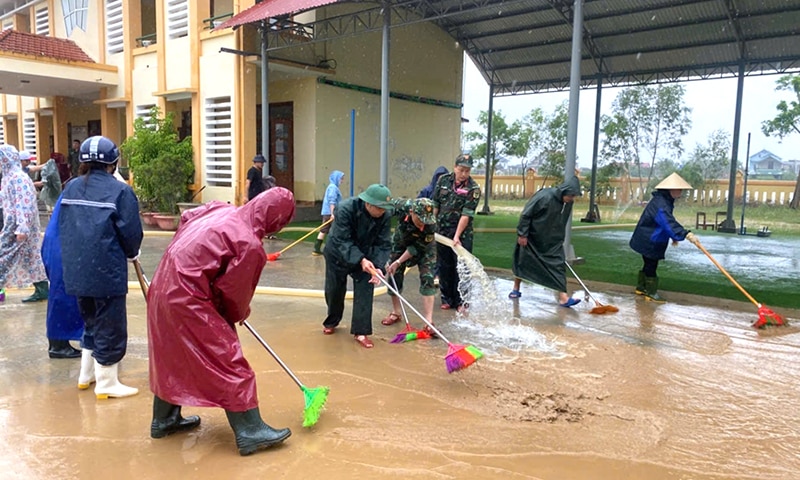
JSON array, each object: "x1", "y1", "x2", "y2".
[
  {"x1": 219, "y1": 0, "x2": 800, "y2": 95},
  {"x1": 216, "y1": 0, "x2": 339, "y2": 31},
  {"x1": 0, "y1": 29, "x2": 95, "y2": 63}
]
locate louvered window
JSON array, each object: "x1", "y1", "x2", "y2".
[
  {"x1": 166, "y1": 0, "x2": 188, "y2": 39},
  {"x1": 204, "y1": 97, "x2": 233, "y2": 187},
  {"x1": 106, "y1": 0, "x2": 124, "y2": 54},
  {"x1": 35, "y1": 4, "x2": 49, "y2": 36},
  {"x1": 2, "y1": 18, "x2": 13, "y2": 31},
  {"x1": 135, "y1": 104, "x2": 157, "y2": 128},
  {"x1": 23, "y1": 118, "x2": 37, "y2": 157},
  {"x1": 0, "y1": 121, "x2": 5, "y2": 145}
]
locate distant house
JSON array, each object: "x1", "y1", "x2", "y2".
[{"x1": 748, "y1": 150, "x2": 789, "y2": 178}]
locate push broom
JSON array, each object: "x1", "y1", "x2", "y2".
[
  {"x1": 388, "y1": 274, "x2": 431, "y2": 343},
  {"x1": 133, "y1": 260, "x2": 330, "y2": 427},
  {"x1": 369, "y1": 267, "x2": 482, "y2": 372},
  {"x1": 266, "y1": 218, "x2": 332, "y2": 261},
  {"x1": 564, "y1": 261, "x2": 619, "y2": 314},
  {"x1": 688, "y1": 238, "x2": 786, "y2": 329}
]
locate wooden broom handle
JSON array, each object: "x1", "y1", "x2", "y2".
[{"x1": 693, "y1": 240, "x2": 760, "y2": 308}]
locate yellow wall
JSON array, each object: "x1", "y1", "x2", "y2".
[{"x1": 164, "y1": 36, "x2": 192, "y2": 90}]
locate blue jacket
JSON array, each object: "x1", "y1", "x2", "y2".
[
  {"x1": 59, "y1": 170, "x2": 143, "y2": 297},
  {"x1": 321, "y1": 170, "x2": 344, "y2": 215},
  {"x1": 418, "y1": 166, "x2": 448, "y2": 199},
  {"x1": 629, "y1": 190, "x2": 689, "y2": 260}
]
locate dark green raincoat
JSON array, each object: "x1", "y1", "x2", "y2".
[{"x1": 512, "y1": 176, "x2": 582, "y2": 293}]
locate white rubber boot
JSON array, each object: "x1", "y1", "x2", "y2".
[
  {"x1": 77, "y1": 349, "x2": 95, "y2": 390},
  {"x1": 94, "y1": 361, "x2": 138, "y2": 399}
]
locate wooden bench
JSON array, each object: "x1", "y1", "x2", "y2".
[{"x1": 695, "y1": 211, "x2": 715, "y2": 230}]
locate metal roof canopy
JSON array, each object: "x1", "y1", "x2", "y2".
[
  {"x1": 242, "y1": 0, "x2": 800, "y2": 95},
  {"x1": 221, "y1": 0, "x2": 800, "y2": 231}
]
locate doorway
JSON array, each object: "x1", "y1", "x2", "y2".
[{"x1": 257, "y1": 102, "x2": 294, "y2": 190}]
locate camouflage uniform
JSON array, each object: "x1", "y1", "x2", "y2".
[
  {"x1": 432, "y1": 155, "x2": 481, "y2": 309},
  {"x1": 388, "y1": 198, "x2": 437, "y2": 297}
]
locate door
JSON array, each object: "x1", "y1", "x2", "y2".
[{"x1": 269, "y1": 103, "x2": 294, "y2": 190}]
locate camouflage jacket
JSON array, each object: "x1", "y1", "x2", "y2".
[{"x1": 432, "y1": 172, "x2": 481, "y2": 238}]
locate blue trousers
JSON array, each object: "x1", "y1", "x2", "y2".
[{"x1": 78, "y1": 295, "x2": 128, "y2": 365}]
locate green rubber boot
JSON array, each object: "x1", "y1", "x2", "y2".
[
  {"x1": 312, "y1": 239, "x2": 323, "y2": 256},
  {"x1": 644, "y1": 276, "x2": 666, "y2": 303},
  {"x1": 22, "y1": 281, "x2": 49, "y2": 303},
  {"x1": 634, "y1": 271, "x2": 646, "y2": 296}
]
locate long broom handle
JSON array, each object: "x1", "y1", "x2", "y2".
[
  {"x1": 692, "y1": 240, "x2": 760, "y2": 308},
  {"x1": 275, "y1": 219, "x2": 332, "y2": 255},
  {"x1": 132, "y1": 260, "x2": 306, "y2": 389},
  {"x1": 389, "y1": 273, "x2": 411, "y2": 327},
  {"x1": 564, "y1": 261, "x2": 601, "y2": 304},
  {"x1": 368, "y1": 267, "x2": 452, "y2": 344},
  {"x1": 242, "y1": 320, "x2": 304, "y2": 389}
]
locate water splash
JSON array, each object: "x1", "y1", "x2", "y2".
[{"x1": 450, "y1": 246, "x2": 562, "y2": 357}]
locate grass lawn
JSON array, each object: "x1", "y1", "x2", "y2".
[{"x1": 281, "y1": 198, "x2": 800, "y2": 310}]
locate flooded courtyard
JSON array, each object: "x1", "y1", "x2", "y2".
[{"x1": 1, "y1": 235, "x2": 798, "y2": 479}]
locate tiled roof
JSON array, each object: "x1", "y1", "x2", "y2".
[{"x1": 0, "y1": 29, "x2": 95, "y2": 63}]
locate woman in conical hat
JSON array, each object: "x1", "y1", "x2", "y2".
[{"x1": 628, "y1": 172, "x2": 699, "y2": 303}]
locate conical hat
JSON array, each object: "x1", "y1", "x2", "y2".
[{"x1": 655, "y1": 172, "x2": 692, "y2": 190}]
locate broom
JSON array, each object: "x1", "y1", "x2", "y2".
[
  {"x1": 564, "y1": 261, "x2": 619, "y2": 314},
  {"x1": 266, "y1": 218, "x2": 332, "y2": 261},
  {"x1": 388, "y1": 274, "x2": 431, "y2": 343},
  {"x1": 369, "y1": 267, "x2": 482, "y2": 372},
  {"x1": 688, "y1": 238, "x2": 786, "y2": 329},
  {"x1": 132, "y1": 260, "x2": 330, "y2": 427}
]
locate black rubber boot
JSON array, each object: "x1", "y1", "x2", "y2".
[
  {"x1": 151, "y1": 395, "x2": 201, "y2": 439},
  {"x1": 634, "y1": 271, "x2": 646, "y2": 296},
  {"x1": 644, "y1": 276, "x2": 666, "y2": 303},
  {"x1": 312, "y1": 239, "x2": 323, "y2": 256},
  {"x1": 48, "y1": 339, "x2": 81, "y2": 359},
  {"x1": 22, "y1": 281, "x2": 49, "y2": 303},
  {"x1": 225, "y1": 408, "x2": 291, "y2": 456}
]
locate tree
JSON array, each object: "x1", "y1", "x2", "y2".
[
  {"x1": 761, "y1": 74, "x2": 800, "y2": 209},
  {"x1": 600, "y1": 85, "x2": 692, "y2": 201},
  {"x1": 506, "y1": 107, "x2": 545, "y2": 196},
  {"x1": 464, "y1": 110, "x2": 516, "y2": 210},
  {"x1": 681, "y1": 129, "x2": 731, "y2": 205}
]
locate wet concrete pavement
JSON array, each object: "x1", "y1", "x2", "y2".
[{"x1": 2, "y1": 231, "x2": 800, "y2": 479}]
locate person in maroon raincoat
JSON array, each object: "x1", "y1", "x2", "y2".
[{"x1": 146, "y1": 187, "x2": 296, "y2": 456}]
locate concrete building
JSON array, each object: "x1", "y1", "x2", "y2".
[{"x1": 0, "y1": 0, "x2": 464, "y2": 205}]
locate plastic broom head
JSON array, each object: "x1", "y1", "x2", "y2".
[
  {"x1": 590, "y1": 304, "x2": 619, "y2": 314},
  {"x1": 444, "y1": 343, "x2": 483, "y2": 373},
  {"x1": 389, "y1": 329, "x2": 431, "y2": 343},
  {"x1": 266, "y1": 252, "x2": 281, "y2": 262},
  {"x1": 301, "y1": 385, "x2": 330, "y2": 427},
  {"x1": 752, "y1": 305, "x2": 786, "y2": 329}
]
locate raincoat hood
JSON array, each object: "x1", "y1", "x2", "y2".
[
  {"x1": 0, "y1": 144, "x2": 21, "y2": 176},
  {"x1": 330, "y1": 170, "x2": 344, "y2": 186},
  {"x1": 236, "y1": 186, "x2": 296, "y2": 239},
  {"x1": 556, "y1": 176, "x2": 582, "y2": 199}
]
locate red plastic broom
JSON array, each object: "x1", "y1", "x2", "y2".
[
  {"x1": 387, "y1": 274, "x2": 430, "y2": 343},
  {"x1": 690, "y1": 238, "x2": 786, "y2": 329}
]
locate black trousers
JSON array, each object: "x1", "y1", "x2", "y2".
[
  {"x1": 437, "y1": 235, "x2": 473, "y2": 308},
  {"x1": 641, "y1": 256, "x2": 660, "y2": 277},
  {"x1": 77, "y1": 295, "x2": 128, "y2": 365},
  {"x1": 322, "y1": 254, "x2": 376, "y2": 336}
]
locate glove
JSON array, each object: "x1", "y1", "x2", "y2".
[
  {"x1": 128, "y1": 249, "x2": 141, "y2": 263},
  {"x1": 685, "y1": 232, "x2": 699, "y2": 246}
]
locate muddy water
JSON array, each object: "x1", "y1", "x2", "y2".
[{"x1": 1, "y1": 257, "x2": 799, "y2": 479}]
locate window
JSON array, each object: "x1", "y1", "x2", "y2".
[
  {"x1": 23, "y1": 117, "x2": 37, "y2": 157},
  {"x1": 204, "y1": 97, "x2": 232, "y2": 187},
  {"x1": 135, "y1": 104, "x2": 157, "y2": 128},
  {"x1": 62, "y1": 0, "x2": 88, "y2": 36},
  {"x1": 0, "y1": 121, "x2": 5, "y2": 145},
  {"x1": 106, "y1": 0, "x2": 124, "y2": 54},
  {"x1": 35, "y1": 4, "x2": 49, "y2": 36},
  {"x1": 166, "y1": 0, "x2": 188, "y2": 39}
]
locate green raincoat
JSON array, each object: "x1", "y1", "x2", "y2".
[{"x1": 511, "y1": 176, "x2": 582, "y2": 293}]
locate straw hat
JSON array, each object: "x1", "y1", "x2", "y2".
[{"x1": 655, "y1": 172, "x2": 692, "y2": 190}]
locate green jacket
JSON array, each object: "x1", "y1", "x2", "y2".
[{"x1": 324, "y1": 196, "x2": 391, "y2": 271}]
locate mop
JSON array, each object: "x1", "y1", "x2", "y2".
[{"x1": 564, "y1": 261, "x2": 619, "y2": 314}]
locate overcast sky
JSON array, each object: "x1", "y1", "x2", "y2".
[{"x1": 461, "y1": 55, "x2": 799, "y2": 169}]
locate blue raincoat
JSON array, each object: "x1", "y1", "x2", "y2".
[{"x1": 629, "y1": 190, "x2": 689, "y2": 260}]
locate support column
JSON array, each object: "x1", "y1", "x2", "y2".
[
  {"x1": 718, "y1": 61, "x2": 746, "y2": 234},
  {"x1": 379, "y1": 1, "x2": 391, "y2": 186},
  {"x1": 480, "y1": 84, "x2": 494, "y2": 214},
  {"x1": 582, "y1": 75, "x2": 602, "y2": 223},
  {"x1": 100, "y1": 105, "x2": 121, "y2": 146},
  {"x1": 564, "y1": 0, "x2": 583, "y2": 261},
  {"x1": 52, "y1": 96, "x2": 69, "y2": 154}
]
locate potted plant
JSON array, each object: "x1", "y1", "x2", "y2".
[{"x1": 120, "y1": 106, "x2": 194, "y2": 227}]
